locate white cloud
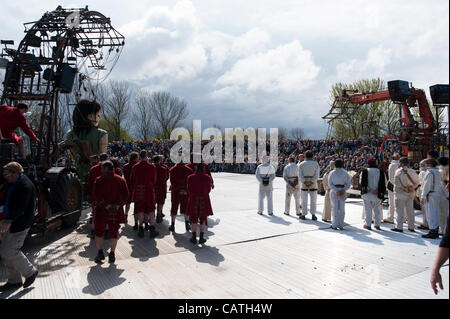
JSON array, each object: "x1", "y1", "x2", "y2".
[
  {"x1": 215, "y1": 41, "x2": 320, "y2": 95},
  {"x1": 336, "y1": 46, "x2": 393, "y2": 82}
]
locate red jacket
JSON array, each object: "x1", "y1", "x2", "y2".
[
  {"x1": 186, "y1": 171, "x2": 213, "y2": 217},
  {"x1": 188, "y1": 162, "x2": 214, "y2": 187},
  {"x1": 155, "y1": 163, "x2": 169, "y2": 192},
  {"x1": 0, "y1": 104, "x2": 37, "y2": 143},
  {"x1": 169, "y1": 163, "x2": 193, "y2": 192},
  {"x1": 123, "y1": 161, "x2": 137, "y2": 203},
  {"x1": 92, "y1": 171, "x2": 128, "y2": 224},
  {"x1": 130, "y1": 160, "x2": 157, "y2": 204},
  {"x1": 88, "y1": 163, "x2": 102, "y2": 204},
  {"x1": 114, "y1": 167, "x2": 123, "y2": 177}
]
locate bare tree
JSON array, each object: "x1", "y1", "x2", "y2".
[
  {"x1": 277, "y1": 127, "x2": 288, "y2": 140},
  {"x1": 98, "y1": 80, "x2": 133, "y2": 141},
  {"x1": 133, "y1": 89, "x2": 158, "y2": 140},
  {"x1": 150, "y1": 91, "x2": 189, "y2": 139},
  {"x1": 290, "y1": 127, "x2": 305, "y2": 140}
]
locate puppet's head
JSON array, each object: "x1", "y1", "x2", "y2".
[{"x1": 72, "y1": 99, "x2": 102, "y2": 137}]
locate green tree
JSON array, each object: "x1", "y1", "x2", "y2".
[
  {"x1": 328, "y1": 78, "x2": 399, "y2": 139},
  {"x1": 99, "y1": 118, "x2": 132, "y2": 142}
]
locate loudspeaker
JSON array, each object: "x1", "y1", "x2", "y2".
[
  {"x1": 55, "y1": 63, "x2": 76, "y2": 93},
  {"x1": 429, "y1": 84, "x2": 449, "y2": 105},
  {"x1": 388, "y1": 80, "x2": 411, "y2": 103}
]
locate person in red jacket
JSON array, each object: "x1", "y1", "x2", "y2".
[
  {"x1": 186, "y1": 163, "x2": 214, "y2": 244},
  {"x1": 87, "y1": 153, "x2": 108, "y2": 236},
  {"x1": 111, "y1": 157, "x2": 123, "y2": 177},
  {"x1": 123, "y1": 152, "x2": 139, "y2": 227},
  {"x1": 153, "y1": 155, "x2": 169, "y2": 224},
  {"x1": 0, "y1": 103, "x2": 39, "y2": 159},
  {"x1": 130, "y1": 150, "x2": 159, "y2": 238},
  {"x1": 92, "y1": 161, "x2": 128, "y2": 263},
  {"x1": 169, "y1": 160, "x2": 193, "y2": 232},
  {"x1": 187, "y1": 154, "x2": 214, "y2": 189}
]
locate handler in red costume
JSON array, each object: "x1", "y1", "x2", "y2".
[
  {"x1": 187, "y1": 154, "x2": 214, "y2": 189},
  {"x1": 169, "y1": 160, "x2": 193, "y2": 232},
  {"x1": 92, "y1": 161, "x2": 128, "y2": 264},
  {"x1": 153, "y1": 155, "x2": 169, "y2": 224},
  {"x1": 123, "y1": 152, "x2": 139, "y2": 227},
  {"x1": 0, "y1": 103, "x2": 38, "y2": 159},
  {"x1": 130, "y1": 150, "x2": 159, "y2": 238},
  {"x1": 186, "y1": 163, "x2": 214, "y2": 244},
  {"x1": 87, "y1": 153, "x2": 108, "y2": 236}
]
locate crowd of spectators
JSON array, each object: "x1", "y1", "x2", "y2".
[{"x1": 106, "y1": 137, "x2": 401, "y2": 177}]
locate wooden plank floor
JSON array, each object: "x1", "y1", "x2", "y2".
[{"x1": 0, "y1": 172, "x2": 448, "y2": 299}]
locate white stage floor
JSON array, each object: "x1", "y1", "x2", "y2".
[{"x1": 1, "y1": 172, "x2": 448, "y2": 299}]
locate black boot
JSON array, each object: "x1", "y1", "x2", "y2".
[
  {"x1": 108, "y1": 251, "x2": 116, "y2": 263},
  {"x1": 156, "y1": 214, "x2": 163, "y2": 223},
  {"x1": 144, "y1": 222, "x2": 150, "y2": 230},
  {"x1": 168, "y1": 224, "x2": 175, "y2": 232},
  {"x1": 422, "y1": 229, "x2": 439, "y2": 239},
  {"x1": 149, "y1": 225, "x2": 159, "y2": 238},
  {"x1": 95, "y1": 249, "x2": 105, "y2": 263},
  {"x1": 185, "y1": 220, "x2": 191, "y2": 231},
  {"x1": 199, "y1": 232, "x2": 206, "y2": 244},
  {"x1": 190, "y1": 233, "x2": 197, "y2": 244},
  {"x1": 133, "y1": 223, "x2": 138, "y2": 230}
]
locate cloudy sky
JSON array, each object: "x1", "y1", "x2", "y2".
[{"x1": 2, "y1": 0, "x2": 449, "y2": 138}]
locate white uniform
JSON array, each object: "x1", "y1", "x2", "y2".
[
  {"x1": 438, "y1": 165, "x2": 449, "y2": 234},
  {"x1": 386, "y1": 160, "x2": 399, "y2": 222},
  {"x1": 360, "y1": 168, "x2": 382, "y2": 228},
  {"x1": 418, "y1": 169, "x2": 429, "y2": 228},
  {"x1": 283, "y1": 162, "x2": 301, "y2": 215},
  {"x1": 421, "y1": 167, "x2": 441, "y2": 231},
  {"x1": 322, "y1": 170, "x2": 332, "y2": 221},
  {"x1": 328, "y1": 168, "x2": 351, "y2": 229},
  {"x1": 393, "y1": 167, "x2": 419, "y2": 231},
  {"x1": 256, "y1": 163, "x2": 276, "y2": 215},
  {"x1": 298, "y1": 159, "x2": 320, "y2": 217}
]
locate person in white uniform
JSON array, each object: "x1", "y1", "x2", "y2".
[
  {"x1": 384, "y1": 153, "x2": 400, "y2": 224},
  {"x1": 421, "y1": 158, "x2": 442, "y2": 239},
  {"x1": 360, "y1": 157, "x2": 386, "y2": 231},
  {"x1": 392, "y1": 157, "x2": 419, "y2": 233},
  {"x1": 321, "y1": 161, "x2": 335, "y2": 223},
  {"x1": 438, "y1": 157, "x2": 449, "y2": 236},
  {"x1": 298, "y1": 151, "x2": 320, "y2": 221},
  {"x1": 328, "y1": 159, "x2": 351, "y2": 230},
  {"x1": 283, "y1": 156, "x2": 300, "y2": 216},
  {"x1": 256, "y1": 159, "x2": 276, "y2": 216},
  {"x1": 417, "y1": 159, "x2": 429, "y2": 230}
]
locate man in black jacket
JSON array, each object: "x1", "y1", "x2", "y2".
[{"x1": 0, "y1": 162, "x2": 39, "y2": 291}]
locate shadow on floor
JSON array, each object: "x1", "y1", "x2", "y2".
[{"x1": 82, "y1": 263, "x2": 126, "y2": 296}]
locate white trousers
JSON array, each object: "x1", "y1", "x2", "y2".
[
  {"x1": 425, "y1": 194, "x2": 441, "y2": 230},
  {"x1": 301, "y1": 190, "x2": 317, "y2": 216},
  {"x1": 387, "y1": 190, "x2": 395, "y2": 221},
  {"x1": 330, "y1": 191, "x2": 346, "y2": 228},
  {"x1": 362, "y1": 195, "x2": 382, "y2": 227},
  {"x1": 323, "y1": 190, "x2": 332, "y2": 220},
  {"x1": 285, "y1": 185, "x2": 301, "y2": 214},
  {"x1": 258, "y1": 185, "x2": 273, "y2": 214},
  {"x1": 420, "y1": 203, "x2": 428, "y2": 227},
  {"x1": 439, "y1": 195, "x2": 449, "y2": 233},
  {"x1": 394, "y1": 195, "x2": 415, "y2": 230}
]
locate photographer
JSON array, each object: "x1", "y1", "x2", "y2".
[{"x1": 0, "y1": 162, "x2": 39, "y2": 291}]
